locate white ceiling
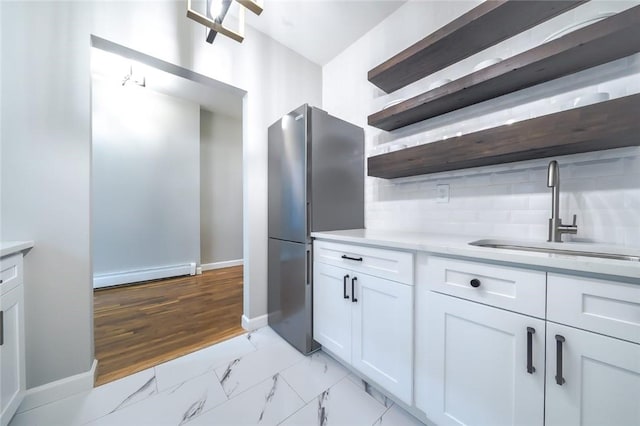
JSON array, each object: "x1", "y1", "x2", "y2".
[{"x1": 245, "y1": 0, "x2": 407, "y2": 65}]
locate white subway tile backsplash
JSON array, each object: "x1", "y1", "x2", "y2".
[
  {"x1": 528, "y1": 225, "x2": 549, "y2": 241},
  {"x1": 572, "y1": 226, "x2": 630, "y2": 246},
  {"x1": 476, "y1": 210, "x2": 510, "y2": 224},
  {"x1": 568, "y1": 158, "x2": 626, "y2": 178},
  {"x1": 578, "y1": 191, "x2": 627, "y2": 211},
  {"x1": 511, "y1": 181, "x2": 544, "y2": 195},
  {"x1": 461, "y1": 173, "x2": 492, "y2": 187},
  {"x1": 624, "y1": 191, "x2": 640, "y2": 209},
  {"x1": 623, "y1": 155, "x2": 640, "y2": 174},
  {"x1": 364, "y1": 149, "x2": 640, "y2": 247},
  {"x1": 528, "y1": 193, "x2": 551, "y2": 210},
  {"x1": 484, "y1": 193, "x2": 530, "y2": 211},
  {"x1": 624, "y1": 227, "x2": 640, "y2": 247},
  {"x1": 491, "y1": 170, "x2": 531, "y2": 185},
  {"x1": 462, "y1": 222, "x2": 495, "y2": 237},
  {"x1": 492, "y1": 224, "x2": 532, "y2": 239},
  {"x1": 510, "y1": 211, "x2": 549, "y2": 225},
  {"x1": 588, "y1": 209, "x2": 639, "y2": 227}
]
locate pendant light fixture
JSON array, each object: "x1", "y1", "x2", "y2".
[{"x1": 186, "y1": 0, "x2": 263, "y2": 44}]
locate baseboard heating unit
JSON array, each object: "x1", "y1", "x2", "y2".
[{"x1": 93, "y1": 262, "x2": 197, "y2": 289}]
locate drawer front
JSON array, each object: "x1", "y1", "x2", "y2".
[
  {"x1": 425, "y1": 256, "x2": 546, "y2": 318},
  {"x1": 313, "y1": 240, "x2": 414, "y2": 285},
  {"x1": 1, "y1": 253, "x2": 23, "y2": 296},
  {"x1": 548, "y1": 273, "x2": 640, "y2": 344}
]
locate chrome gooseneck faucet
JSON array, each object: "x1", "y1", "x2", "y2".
[{"x1": 547, "y1": 160, "x2": 577, "y2": 242}]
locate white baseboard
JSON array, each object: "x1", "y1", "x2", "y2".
[
  {"x1": 242, "y1": 314, "x2": 268, "y2": 331},
  {"x1": 18, "y1": 359, "x2": 98, "y2": 413},
  {"x1": 93, "y1": 263, "x2": 196, "y2": 289},
  {"x1": 201, "y1": 259, "x2": 243, "y2": 271}
]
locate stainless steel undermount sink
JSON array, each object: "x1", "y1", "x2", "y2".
[{"x1": 469, "y1": 239, "x2": 640, "y2": 262}]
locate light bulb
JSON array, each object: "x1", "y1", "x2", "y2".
[{"x1": 209, "y1": 0, "x2": 223, "y2": 18}]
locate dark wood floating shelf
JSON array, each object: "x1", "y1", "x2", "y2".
[
  {"x1": 368, "y1": 94, "x2": 640, "y2": 179},
  {"x1": 368, "y1": 0, "x2": 585, "y2": 94},
  {"x1": 369, "y1": 5, "x2": 640, "y2": 131}
]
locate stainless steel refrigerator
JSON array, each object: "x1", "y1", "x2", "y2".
[{"x1": 268, "y1": 104, "x2": 364, "y2": 354}]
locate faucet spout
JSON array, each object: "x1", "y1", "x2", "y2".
[
  {"x1": 547, "y1": 160, "x2": 559, "y2": 187},
  {"x1": 547, "y1": 160, "x2": 560, "y2": 226},
  {"x1": 547, "y1": 160, "x2": 577, "y2": 242}
]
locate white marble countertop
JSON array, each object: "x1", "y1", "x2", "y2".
[
  {"x1": 1, "y1": 241, "x2": 34, "y2": 258},
  {"x1": 311, "y1": 229, "x2": 640, "y2": 281}
]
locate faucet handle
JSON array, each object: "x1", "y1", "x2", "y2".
[{"x1": 558, "y1": 214, "x2": 578, "y2": 235}]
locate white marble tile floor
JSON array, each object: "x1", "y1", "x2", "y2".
[{"x1": 10, "y1": 327, "x2": 425, "y2": 426}]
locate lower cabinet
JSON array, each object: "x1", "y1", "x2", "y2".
[
  {"x1": 418, "y1": 256, "x2": 640, "y2": 426},
  {"x1": 417, "y1": 291, "x2": 545, "y2": 426},
  {"x1": 545, "y1": 322, "x2": 640, "y2": 426},
  {"x1": 1, "y1": 254, "x2": 26, "y2": 426},
  {"x1": 313, "y1": 262, "x2": 352, "y2": 362},
  {"x1": 351, "y1": 270, "x2": 413, "y2": 403},
  {"x1": 313, "y1": 261, "x2": 414, "y2": 404},
  {"x1": 314, "y1": 244, "x2": 640, "y2": 425}
]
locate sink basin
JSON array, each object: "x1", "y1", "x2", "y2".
[{"x1": 469, "y1": 239, "x2": 640, "y2": 262}]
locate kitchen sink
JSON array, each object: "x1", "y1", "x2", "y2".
[{"x1": 469, "y1": 239, "x2": 640, "y2": 262}]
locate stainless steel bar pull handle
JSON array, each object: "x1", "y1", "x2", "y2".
[
  {"x1": 555, "y1": 334, "x2": 566, "y2": 385},
  {"x1": 526, "y1": 327, "x2": 536, "y2": 374},
  {"x1": 351, "y1": 276, "x2": 358, "y2": 303},
  {"x1": 0, "y1": 310, "x2": 4, "y2": 346},
  {"x1": 343, "y1": 275, "x2": 350, "y2": 299}
]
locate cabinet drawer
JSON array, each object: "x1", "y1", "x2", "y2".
[
  {"x1": 548, "y1": 273, "x2": 640, "y2": 345},
  {"x1": 1, "y1": 253, "x2": 23, "y2": 296},
  {"x1": 313, "y1": 240, "x2": 413, "y2": 285},
  {"x1": 425, "y1": 256, "x2": 546, "y2": 318}
]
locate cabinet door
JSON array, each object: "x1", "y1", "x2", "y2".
[
  {"x1": 351, "y1": 273, "x2": 413, "y2": 405},
  {"x1": 545, "y1": 322, "x2": 640, "y2": 426},
  {"x1": 419, "y1": 292, "x2": 544, "y2": 426},
  {"x1": 313, "y1": 262, "x2": 352, "y2": 363},
  {"x1": 0, "y1": 284, "x2": 25, "y2": 426}
]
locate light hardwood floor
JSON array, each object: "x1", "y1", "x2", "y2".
[{"x1": 93, "y1": 266, "x2": 244, "y2": 385}]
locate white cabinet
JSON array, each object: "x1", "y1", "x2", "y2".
[
  {"x1": 313, "y1": 240, "x2": 414, "y2": 404},
  {"x1": 351, "y1": 271, "x2": 412, "y2": 403},
  {"x1": 545, "y1": 322, "x2": 640, "y2": 426},
  {"x1": 424, "y1": 256, "x2": 546, "y2": 318},
  {"x1": 545, "y1": 272, "x2": 640, "y2": 426},
  {"x1": 418, "y1": 291, "x2": 545, "y2": 426},
  {"x1": 313, "y1": 240, "x2": 413, "y2": 285},
  {"x1": 313, "y1": 262, "x2": 352, "y2": 362},
  {"x1": 418, "y1": 255, "x2": 640, "y2": 426},
  {"x1": 1, "y1": 253, "x2": 26, "y2": 426},
  {"x1": 547, "y1": 273, "x2": 640, "y2": 344}
]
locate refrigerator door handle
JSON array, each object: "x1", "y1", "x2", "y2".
[
  {"x1": 306, "y1": 249, "x2": 311, "y2": 286},
  {"x1": 306, "y1": 202, "x2": 311, "y2": 238}
]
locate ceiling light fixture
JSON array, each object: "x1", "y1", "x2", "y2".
[
  {"x1": 122, "y1": 64, "x2": 146, "y2": 87},
  {"x1": 236, "y1": 0, "x2": 263, "y2": 16},
  {"x1": 186, "y1": 0, "x2": 263, "y2": 44}
]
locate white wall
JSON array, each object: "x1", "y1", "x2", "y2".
[
  {"x1": 92, "y1": 76, "x2": 200, "y2": 278},
  {"x1": 324, "y1": 0, "x2": 640, "y2": 248},
  {"x1": 200, "y1": 109, "x2": 243, "y2": 265},
  {"x1": 0, "y1": 1, "x2": 321, "y2": 388}
]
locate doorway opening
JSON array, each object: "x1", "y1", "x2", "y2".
[{"x1": 90, "y1": 36, "x2": 246, "y2": 385}]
